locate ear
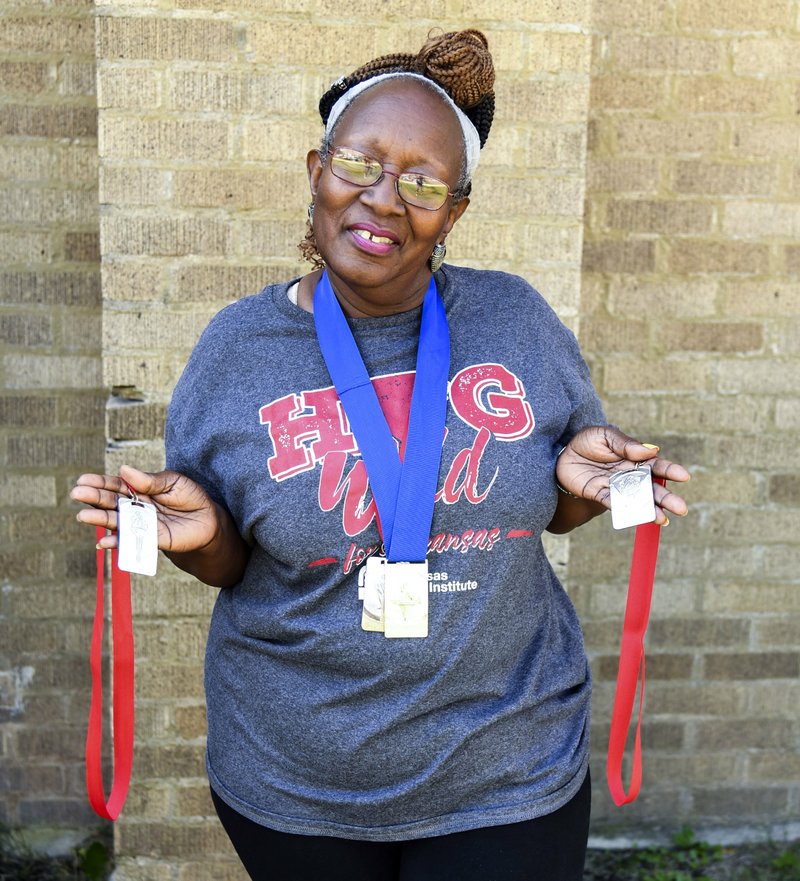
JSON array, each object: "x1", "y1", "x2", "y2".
[
  {"x1": 307, "y1": 148, "x2": 324, "y2": 198},
  {"x1": 440, "y1": 196, "x2": 470, "y2": 238}
]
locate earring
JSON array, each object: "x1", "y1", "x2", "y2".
[
  {"x1": 307, "y1": 202, "x2": 314, "y2": 225},
  {"x1": 430, "y1": 242, "x2": 446, "y2": 273}
]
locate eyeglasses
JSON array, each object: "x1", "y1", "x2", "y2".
[{"x1": 327, "y1": 147, "x2": 455, "y2": 211}]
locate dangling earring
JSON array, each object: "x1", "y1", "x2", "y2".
[
  {"x1": 307, "y1": 202, "x2": 315, "y2": 225},
  {"x1": 430, "y1": 242, "x2": 446, "y2": 273}
]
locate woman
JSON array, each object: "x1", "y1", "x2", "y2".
[{"x1": 72, "y1": 30, "x2": 689, "y2": 881}]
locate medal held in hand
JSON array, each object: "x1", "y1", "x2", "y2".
[
  {"x1": 117, "y1": 492, "x2": 158, "y2": 576},
  {"x1": 609, "y1": 465, "x2": 656, "y2": 530}
]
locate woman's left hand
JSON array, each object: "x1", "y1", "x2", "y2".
[{"x1": 556, "y1": 426, "x2": 690, "y2": 525}]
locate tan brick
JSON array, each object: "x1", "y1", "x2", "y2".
[
  {"x1": 0, "y1": 474, "x2": 56, "y2": 507},
  {"x1": 650, "y1": 683, "x2": 748, "y2": 717},
  {"x1": 786, "y1": 245, "x2": 800, "y2": 275},
  {"x1": 603, "y1": 359, "x2": 710, "y2": 393},
  {"x1": 64, "y1": 231, "x2": 99, "y2": 262},
  {"x1": 748, "y1": 752, "x2": 800, "y2": 782},
  {"x1": 611, "y1": 35, "x2": 721, "y2": 72},
  {"x1": 100, "y1": 216, "x2": 231, "y2": 258},
  {"x1": 721, "y1": 280, "x2": 800, "y2": 316},
  {"x1": 730, "y1": 122, "x2": 800, "y2": 158},
  {"x1": 172, "y1": 168, "x2": 307, "y2": 211},
  {"x1": 746, "y1": 681, "x2": 800, "y2": 718},
  {"x1": 581, "y1": 319, "x2": 651, "y2": 354},
  {"x1": 660, "y1": 321, "x2": 762, "y2": 352},
  {"x1": 0, "y1": 104, "x2": 96, "y2": 139},
  {"x1": 723, "y1": 202, "x2": 800, "y2": 239},
  {"x1": 480, "y1": 174, "x2": 584, "y2": 218},
  {"x1": 0, "y1": 187, "x2": 97, "y2": 225},
  {"x1": 615, "y1": 117, "x2": 724, "y2": 155},
  {"x1": 102, "y1": 354, "x2": 183, "y2": 393},
  {"x1": 239, "y1": 219, "x2": 308, "y2": 260},
  {"x1": 704, "y1": 583, "x2": 800, "y2": 615},
  {"x1": 177, "y1": 861, "x2": 248, "y2": 881},
  {"x1": 528, "y1": 32, "x2": 590, "y2": 74},
  {"x1": 582, "y1": 240, "x2": 655, "y2": 273},
  {"x1": 754, "y1": 620, "x2": 800, "y2": 651},
  {"x1": 776, "y1": 398, "x2": 800, "y2": 428},
  {"x1": 669, "y1": 240, "x2": 769, "y2": 275},
  {"x1": 587, "y1": 158, "x2": 659, "y2": 194},
  {"x1": 764, "y1": 545, "x2": 800, "y2": 581},
  {"x1": 177, "y1": 0, "x2": 309, "y2": 7},
  {"x1": 98, "y1": 117, "x2": 229, "y2": 161},
  {"x1": 97, "y1": 66, "x2": 161, "y2": 109},
  {"x1": 692, "y1": 785, "x2": 791, "y2": 821},
  {"x1": 609, "y1": 278, "x2": 718, "y2": 317},
  {"x1": 108, "y1": 402, "x2": 166, "y2": 441},
  {"x1": 465, "y1": 0, "x2": 591, "y2": 20},
  {"x1": 3, "y1": 355, "x2": 101, "y2": 390},
  {"x1": 243, "y1": 118, "x2": 323, "y2": 163},
  {"x1": 521, "y1": 125, "x2": 586, "y2": 172},
  {"x1": 716, "y1": 360, "x2": 799, "y2": 394},
  {"x1": 676, "y1": 76, "x2": 783, "y2": 115},
  {"x1": 607, "y1": 200, "x2": 713, "y2": 235},
  {"x1": 248, "y1": 22, "x2": 379, "y2": 66},
  {"x1": 707, "y1": 507, "x2": 799, "y2": 546},
  {"x1": 173, "y1": 265, "x2": 272, "y2": 303},
  {"x1": 101, "y1": 261, "x2": 165, "y2": 301},
  {"x1": 112, "y1": 859, "x2": 172, "y2": 881},
  {"x1": 678, "y1": 0, "x2": 793, "y2": 31},
  {"x1": 0, "y1": 313, "x2": 52, "y2": 347},
  {"x1": 137, "y1": 665, "x2": 204, "y2": 700},
  {"x1": 647, "y1": 753, "x2": 746, "y2": 785},
  {"x1": 590, "y1": 75, "x2": 665, "y2": 111},
  {"x1": 168, "y1": 70, "x2": 305, "y2": 115},
  {"x1": 96, "y1": 16, "x2": 237, "y2": 62},
  {"x1": 650, "y1": 619, "x2": 750, "y2": 649},
  {"x1": 0, "y1": 230, "x2": 53, "y2": 264},
  {"x1": 0, "y1": 395, "x2": 56, "y2": 428},
  {"x1": 58, "y1": 60, "x2": 95, "y2": 97},
  {"x1": 499, "y1": 80, "x2": 589, "y2": 124},
  {"x1": 118, "y1": 820, "x2": 229, "y2": 859},
  {"x1": 712, "y1": 434, "x2": 798, "y2": 467},
  {"x1": 733, "y1": 37, "x2": 800, "y2": 76},
  {"x1": 0, "y1": 61, "x2": 50, "y2": 94},
  {"x1": 673, "y1": 160, "x2": 776, "y2": 196},
  {"x1": 104, "y1": 310, "x2": 214, "y2": 351},
  {"x1": 0, "y1": 17, "x2": 94, "y2": 55},
  {"x1": 594, "y1": 652, "x2": 693, "y2": 681},
  {"x1": 593, "y1": 0, "x2": 667, "y2": 29}
]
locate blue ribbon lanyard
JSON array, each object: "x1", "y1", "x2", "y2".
[{"x1": 313, "y1": 271, "x2": 450, "y2": 563}]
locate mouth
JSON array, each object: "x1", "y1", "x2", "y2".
[{"x1": 348, "y1": 224, "x2": 400, "y2": 255}]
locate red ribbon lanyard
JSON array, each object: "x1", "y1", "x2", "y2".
[
  {"x1": 86, "y1": 526, "x2": 135, "y2": 820},
  {"x1": 606, "y1": 477, "x2": 665, "y2": 806}
]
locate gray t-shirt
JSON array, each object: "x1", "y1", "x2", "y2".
[{"x1": 166, "y1": 265, "x2": 605, "y2": 841}]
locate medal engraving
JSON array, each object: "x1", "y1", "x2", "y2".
[
  {"x1": 117, "y1": 497, "x2": 158, "y2": 575},
  {"x1": 609, "y1": 465, "x2": 656, "y2": 530},
  {"x1": 384, "y1": 562, "x2": 428, "y2": 639}
]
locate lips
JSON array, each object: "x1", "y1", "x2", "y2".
[{"x1": 348, "y1": 223, "x2": 400, "y2": 255}]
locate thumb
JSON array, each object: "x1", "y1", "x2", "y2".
[{"x1": 118, "y1": 464, "x2": 174, "y2": 497}]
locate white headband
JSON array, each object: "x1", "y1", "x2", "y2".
[{"x1": 325, "y1": 72, "x2": 481, "y2": 181}]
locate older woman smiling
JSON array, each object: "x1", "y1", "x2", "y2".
[{"x1": 71, "y1": 29, "x2": 689, "y2": 881}]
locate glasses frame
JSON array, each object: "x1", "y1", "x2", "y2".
[{"x1": 326, "y1": 147, "x2": 456, "y2": 211}]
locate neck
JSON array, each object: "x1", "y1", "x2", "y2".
[{"x1": 301, "y1": 268, "x2": 431, "y2": 318}]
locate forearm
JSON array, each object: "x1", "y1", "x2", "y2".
[
  {"x1": 164, "y1": 502, "x2": 250, "y2": 588},
  {"x1": 545, "y1": 491, "x2": 605, "y2": 534}
]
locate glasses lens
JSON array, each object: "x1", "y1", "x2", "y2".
[
  {"x1": 330, "y1": 149, "x2": 382, "y2": 186},
  {"x1": 397, "y1": 174, "x2": 449, "y2": 210}
]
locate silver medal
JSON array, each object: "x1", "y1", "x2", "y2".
[
  {"x1": 117, "y1": 493, "x2": 158, "y2": 576},
  {"x1": 609, "y1": 465, "x2": 656, "y2": 530}
]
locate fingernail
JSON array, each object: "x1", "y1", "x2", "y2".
[
  {"x1": 95, "y1": 542, "x2": 103, "y2": 550},
  {"x1": 642, "y1": 443, "x2": 660, "y2": 451},
  {"x1": 663, "y1": 516, "x2": 670, "y2": 527}
]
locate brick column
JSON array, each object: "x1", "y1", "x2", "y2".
[
  {"x1": 580, "y1": 0, "x2": 800, "y2": 835},
  {"x1": 0, "y1": 0, "x2": 103, "y2": 831},
  {"x1": 94, "y1": 4, "x2": 594, "y2": 878}
]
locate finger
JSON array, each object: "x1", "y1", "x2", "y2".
[
  {"x1": 96, "y1": 532, "x2": 118, "y2": 550},
  {"x1": 70, "y1": 484, "x2": 125, "y2": 510},
  {"x1": 650, "y1": 458, "x2": 691, "y2": 484},
  {"x1": 654, "y1": 484, "x2": 689, "y2": 517},
  {"x1": 72, "y1": 473, "x2": 129, "y2": 497},
  {"x1": 118, "y1": 464, "x2": 178, "y2": 499},
  {"x1": 77, "y1": 507, "x2": 119, "y2": 531}
]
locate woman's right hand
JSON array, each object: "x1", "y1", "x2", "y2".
[
  {"x1": 70, "y1": 465, "x2": 249, "y2": 586},
  {"x1": 71, "y1": 464, "x2": 219, "y2": 553}
]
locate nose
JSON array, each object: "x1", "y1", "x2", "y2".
[{"x1": 360, "y1": 169, "x2": 405, "y2": 214}]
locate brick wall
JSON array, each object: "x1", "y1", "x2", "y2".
[
  {"x1": 579, "y1": 0, "x2": 800, "y2": 836},
  {"x1": 0, "y1": 0, "x2": 103, "y2": 830},
  {"x1": 2, "y1": 0, "x2": 798, "y2": 874}
]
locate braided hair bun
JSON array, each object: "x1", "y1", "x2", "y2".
[{"x1": 318, "y1": 29, "x2": 495, "y2": 148}]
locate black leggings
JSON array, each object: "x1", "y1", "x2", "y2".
[{"x1": 211, "y1": 770, "x2": 591, "y2": 881}]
